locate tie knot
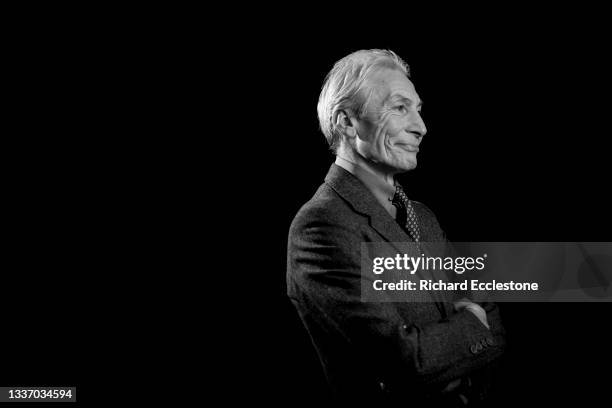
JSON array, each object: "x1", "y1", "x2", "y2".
[{"x1": 392, "y1": 184, "x2": 409, "y2": 206}]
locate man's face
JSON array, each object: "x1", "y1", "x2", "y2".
[{"x1": 352, "y1": 68, "x2": 427, "y2": 173}]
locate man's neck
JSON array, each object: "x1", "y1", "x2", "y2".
[{"x1": 336, "y1": 148, "x2": 397, "y2": 188}]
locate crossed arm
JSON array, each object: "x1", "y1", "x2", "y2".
[{"x1": 288, "y1": 210, "x2": 506, "y2": 391}]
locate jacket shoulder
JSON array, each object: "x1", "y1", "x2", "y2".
[{"x1": 289, "y1": 182, "x2": 365, "y2": 236}]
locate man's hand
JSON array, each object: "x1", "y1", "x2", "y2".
[
  {"x1": 442, "y1": 378, "x2": 462, "y2": 393},
  {"x1": 453, "y1": 298, "x2": 489, "y2": 329}
]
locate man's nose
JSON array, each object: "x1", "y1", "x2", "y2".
[{"x1": 408, "y1": 112, "x2": 427, "y2": 139}]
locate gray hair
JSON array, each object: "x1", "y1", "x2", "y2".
[{"x1": 317, "y1": 49, "x2": 410, "y2": 153}]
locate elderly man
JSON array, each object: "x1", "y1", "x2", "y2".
[{"x1": 287, "y1": 49, "x2": 505, "y2": 405}]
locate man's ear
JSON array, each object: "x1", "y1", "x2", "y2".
[{"x1": 335, "y1": 109, "x2": 358, "y2": 139}]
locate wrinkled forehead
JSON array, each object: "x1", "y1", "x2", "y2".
[{"x1": 365, "y1": 68, "x2": 419, "y2": 107}]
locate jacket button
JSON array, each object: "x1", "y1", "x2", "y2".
[
  {"x1": 486, "y1": 337, "x2": 495, "y2": 346},
  {"x1": 475, "y1": 342, "x2": 484, "y2": 352},
  {"x1": 379, "y1": 381, "x2": 386, "y2": 391},
  {"x1": 470, "y1": 344, "x2": 479, "y2": 354},
  {"x1": 480, "y1": 338, "x2": 489, "y2": 348}
]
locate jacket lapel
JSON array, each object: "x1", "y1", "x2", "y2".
[
  {"x1": 324, "y1": 164, "x2": 448, "y2": 315},
  {"x1": 324, "y1": 164, "x2": 409, "y2": 246}
]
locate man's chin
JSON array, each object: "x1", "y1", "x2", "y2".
[
  {"x1": 389, "y1": 152, "x2": 418, "y2": 172},
  {"x1": 394, "y1": 159, "x2": 417, "y2": 173}
]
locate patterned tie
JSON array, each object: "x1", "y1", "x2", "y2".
[
  {"x1": 391, "y1": 184, "x2": 421, "y2": 244},
  {"x1": 392, "y1": 185, "x2": 446, "y2": 312}
]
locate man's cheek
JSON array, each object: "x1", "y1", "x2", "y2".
[
  {"x1": 381, "y1": 125, "x2": 400, "y2": 153},
  {"x1": 374, "y1": 117, "x2": 391, "y2": 148}
]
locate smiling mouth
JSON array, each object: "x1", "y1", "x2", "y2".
[{"x1": 396, "y1": 143, "x2": 419, "y2": 152}]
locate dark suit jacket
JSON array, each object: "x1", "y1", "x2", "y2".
[{"x1": 287, "y1": 164, "x2": 505, "y2": 405}]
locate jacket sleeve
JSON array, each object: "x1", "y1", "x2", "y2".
[
  {"x1": 287, "y1": 207, "x2": 506, "y2": 392},
  {"x1": 416, "y1": 202, "x2": 506, "y2": 342}
]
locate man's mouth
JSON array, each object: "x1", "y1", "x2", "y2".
[{"x1": 396, "y1": 143, "x2": 419, "y2": 153}]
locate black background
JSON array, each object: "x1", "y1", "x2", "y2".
[
  {"x1": 243, "y1": 31, "x2": 612, "y2": 405},
  {"x1": 4, "y1": 9, "x2": 612, "y2": 406}
]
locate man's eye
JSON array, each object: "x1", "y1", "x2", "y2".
[{"x1": 395, "y1": 105, "x2": 407, "y2": 112}]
